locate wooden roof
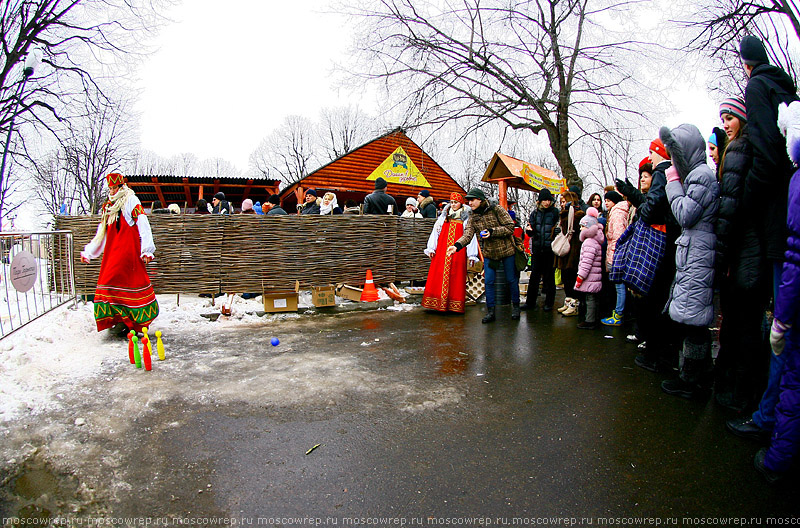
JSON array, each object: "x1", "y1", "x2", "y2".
[
  {"x1": 482, "y1": 152, "x2": 566, "y2": 194},
  {"x1": 124, "y1": 175, "x2": 281, "y2": 210},
  {"x1": 279, "y1": 128, "x2": 465, "y2": 210}
]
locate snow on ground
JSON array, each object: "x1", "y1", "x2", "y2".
[{"x1": 0, "y1": 289, "x2": 412, "y2": 425}]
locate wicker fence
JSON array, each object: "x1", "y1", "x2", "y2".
[{"x1": 56, "y1": 215, "x2": 437, "y2": 295}]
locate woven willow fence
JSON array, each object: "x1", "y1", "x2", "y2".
[{"x1": 56, "y1": 215, "x2": 437, "y2": 295}]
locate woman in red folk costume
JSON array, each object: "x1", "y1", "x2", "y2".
[
  {"x1": 422, "y1": 192, "x2": 479, "y2": 313},
  {"x1": 81, "y1": 173, "x2": 159, "y2": 333}
]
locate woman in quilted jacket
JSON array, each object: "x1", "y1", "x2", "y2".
[
  {"x1": 574, "y1": 207, "x2": 604, "y2": 329},
  {"x1": 660, "y1": 123, "x2": 720, "y2": 399}
]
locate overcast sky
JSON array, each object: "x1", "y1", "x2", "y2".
[
  {"x1": 135, "y1": 0, "x2": 373, "y2": 172},
  {"x1": 133, "y1": 0, "x2": 719, "y2": 175}
]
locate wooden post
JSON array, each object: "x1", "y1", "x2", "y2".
[{"x1": 498, "y1": 180, "x2": 508, "y2": 209}]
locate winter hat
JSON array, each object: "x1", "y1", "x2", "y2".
[
  {"x1": 305, "y1": 189, "x2": 317, "y2": 198},
  {"x1": 509, "y1": 210, "x2": 517, "y2": 222},
  {"x1": 242, "y1": 199, "x2": 254, "y2": 212},
  {"x1": 719, "y1": 97, "x2": 747, "y2": 123},
  {"x1": 106, "y1": 173, "x2": 125, "y2": 187},
  {"x1": 419, "y1": 189, "x2": 431, "y2": 198},
  {"x1": 638, "y1": 156, "x2": 650, "y2": 170},
  {"x1": 708, "y1": 132, "x2": 717, "y2": 146},
  {"x1": 580, "y1": 207, "x2": 599, "y2": 228},
  {"x1": 213, "y1": 192, "x2": 225, "y2": 201},
  {"x1": 405, "y1": 197, "x2": 418, "y2": 207},
  {"x1": 267, "y1": 194, "x2": 280, "y2": 205},
  {"x1": 167, "y1": 203, "x2": 180, "y2": 214},
  {"x1": 538, "y1": 188, "x2": 554, "y2": 202},
  {"x1": 739, "y1": 36, "x2": 769, "y2": 66},
  {"x1": 604, "y1": 190, "x2": 623, "y2": 204},
  {"x1": 450, "y1": 192, "x2": 464, "y2": 204},
  {"x1": 254, "y1": 202, "x2": 263, "y2": 215},
  {"x1": 374, "y1": 177, "x2": 388, "y2": 189},
  {"x1": 649, "y1": 138, "x2": 670, "y2": 160},
  {"x1": 463, "y1": 188, "x2": 487, "y2": 201},
  {"x1": 569, "y1": 185, "x2": 582, "y2": 199}
]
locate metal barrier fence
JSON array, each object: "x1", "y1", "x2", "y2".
[{"x1": 0, "y1": 230, "x2": 76, "y2": 339}]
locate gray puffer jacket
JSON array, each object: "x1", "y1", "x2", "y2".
[{"x1": 661, "y1": 124, "x2": 720, "y2": 327}]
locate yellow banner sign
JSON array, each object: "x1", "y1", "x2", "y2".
[
  {"x1": 367, "y1": 147, "x2": 431, "y2": 187},
  {"x1": 520, "y1": 164, "x2": 567, "y2": 194}
]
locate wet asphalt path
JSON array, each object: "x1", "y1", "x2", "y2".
[{"x1": 113, "y1": 302, "x2": 797, "y2": 519}]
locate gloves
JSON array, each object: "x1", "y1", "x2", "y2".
[
  {"x1": 575, "y1": 276, "x2": 584, "y2": 289},
  {"x1": 665, "y1": 165, "x2": 680, "y2": 183},
  {"x1": 615, "y1": 179, "x2": 634, "y2": 196},
  {"x1": 770, "y1": 319, "x2": 791, "y2": 356}
]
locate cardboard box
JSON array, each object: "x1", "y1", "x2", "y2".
[
  {"x1": 262, "y1": 280, "x2": 300, "y2": 313},
  {"x1": 336, "y1": 283, "x2": 363, "y2": 303},
  {"x1": 312, "y1": 285, "x2": 336, "y2": 307}
]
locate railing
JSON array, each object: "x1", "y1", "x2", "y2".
[{"x1": 0, "y1": 230, "x2": 77, "y2": 339}]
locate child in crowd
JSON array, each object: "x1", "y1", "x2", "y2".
[{"x1": 574, "y1": 207, "x2": 604, "y2": 329}]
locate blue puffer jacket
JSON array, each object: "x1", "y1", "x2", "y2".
[{"x1": 661, "y1": 124, "x2": 720, "y2": 327}]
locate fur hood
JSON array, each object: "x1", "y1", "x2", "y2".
[
  {"x1": 660, "y1": 124, "x2": 707, "y2": 182},
  {"x1": 440, "y1": 203, "x2": 471, "y2": 221},
  {"x1": 778, "y1": 101, "x2": 800, "y2": 166}
]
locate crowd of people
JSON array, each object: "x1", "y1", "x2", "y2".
[
  {"x1": 430, "y1": 35, "x2": 800, "y2": 485},
  {"x1": 78, "y1": 35, "x2": 798, "y2": 485}
]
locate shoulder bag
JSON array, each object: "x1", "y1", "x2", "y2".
[{"x1": 551, "y1": 205, "x2": 574, "y2": 257}]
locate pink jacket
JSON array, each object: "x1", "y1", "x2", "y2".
[
  {"x1": 575, "y1": 224, "x2": 605, "y2": 293},
  {"x1": 605, "y1": 201, "x2": 630, "y2": 269}
]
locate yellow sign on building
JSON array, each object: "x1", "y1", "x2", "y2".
[
  {"x1": 520, "y1": 163, "x2": 567, "y2": 194},
  {"x1": 367, "y1": 147, "x2": 431, "y2": 187}
]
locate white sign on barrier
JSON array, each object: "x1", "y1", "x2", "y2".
[{"x1": 10, "y1": 250, "x2": 37, "y2": 292}]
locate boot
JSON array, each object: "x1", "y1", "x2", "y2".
[
  {"x1": 601, "y1": 311, "x2": 623, "y2": 326},
  {"x1": 482, "y1": 306, "x2": 496, "y2": 324},
  {"x1": 562, "y1": 298, "x2": 579, "y2": 317},
  {"x1": 511, "y1": 303, "x2": 521, "y2": 320},
  {"x1": 557, "y1": 297, "x2": 572, "y2": 313},
  {"x1": 661, "y1": 356, "x2": 709, "y2": 399}
]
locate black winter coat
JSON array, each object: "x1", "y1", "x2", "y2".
[
  {"x1": 364, "y1": 189, "x2": 398, "y2": 215},
  {"x1": 618, "y1": 160, "x2": 680, "y2": 247},
  {"x1": 744, "y1": 63, "x2": 799, "y2": 260},
  {"x1": 526, "y1": 205, "x2": 559, "y2": 252},
  {"x1": 715, "y1": 131, "x2": 767, "y2": 290}
]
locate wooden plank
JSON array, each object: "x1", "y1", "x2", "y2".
[
  {"x1": 151, "y1": 177, "x2": 167, "y2": 206},
  {"x1": 183, "y1": 178, "x2": 193, "y2": 206}
]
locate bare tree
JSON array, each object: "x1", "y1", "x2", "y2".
[
  {"x1": 0, "y1": 0, "x2": 168, "y2": 219},
  {"x1": 249, "y1": 115, "x2": 320, "y2": 185},
  {"x1": 349, "y1": 0, "x2": 652, "y2": 190},
  {"x1": 319, "y1": 106, "x2": 375, "y2": 161},
  {"x1": 679, "y1": 0, "x2": 800, "y2": 92},
  {"x1": 30, "y1": 150, "x2": 76, "y2": 216},
  {"x1": 200, "y1": 157, "x2": 241, "y2": 180}
]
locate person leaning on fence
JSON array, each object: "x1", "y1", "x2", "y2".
[
  {"x1": 194, "y1": 199, "x2": 210, "y2": 214},
  {"x1": 300, "y1": 189, "x2": 321, "y2": 215},
  {"x1": 240, "y1": 199, "x2": 256, "y2": 214},
  {"x1": 364, "y1": 177, "x2": 398, "y2": 215},
  {"x1": 446, "y1": 188, "x2": 521, "y2": 323},
  {"x1": 402, "y1": 197, "x2": 422, "y2": 218},
  {"x1": 263, "y1": 194, "x2": 288, "y2": 215},
  {"x1": 417, "y1": 189, "x2": 437, "y2": 218},
  {"x1": 342, "y1": 199, "x2": 361, "y2": 215},
  {"x1": 80, "y1": 172, "x2": 159, "y2": 336},
  {"x1": 212, "y1": 192, "x2": 231, "y2": 215},
  {"x1": 319, "y1": 192, "x2": 342, "y2": 215},
  {"x1": 150, "y1": 200, "x2": 171, "y2": 214}
]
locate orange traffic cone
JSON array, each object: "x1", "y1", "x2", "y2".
[{"x1": 360, "y1": 269, "x2": 380, "y2": 302}]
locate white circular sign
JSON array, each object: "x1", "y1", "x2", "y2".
[{"x1": 10, "y1": 250, "x2": 37, "y2": 292}]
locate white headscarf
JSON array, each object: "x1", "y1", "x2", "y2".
[{"x1": 319, "y1": 192, "x2": 339, "y2": 215}]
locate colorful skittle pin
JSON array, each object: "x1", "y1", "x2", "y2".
[
  {"x1": 142, "y1": 336, "x2": 152, "y2": 371},
  {"x1": 155, "y1": 330, "x2": 165, "y2": 360},
  {"x1": 143, "y1": 327, "x2": 153, "y2": 357},
  {"x1": 133, "y1": 336, "x2": 142, "y2": 368},
  {"x1": 128, "y1": 330, "x2": 135, "y2": 364}
]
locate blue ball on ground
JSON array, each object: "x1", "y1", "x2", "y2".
[{"x1": 271, "y1": 337, "x2": 279, "y2": 347}]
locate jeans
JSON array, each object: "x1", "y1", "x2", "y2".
[
  {"x1": 484, "y1": 255, "x2": 520, "y2": 309},
  {"x1": 614, "y1": 282, "x2": 626, "y2": 314},
  {"x1": 753, "y1": 350, "x2": 787, "y2": 431}
]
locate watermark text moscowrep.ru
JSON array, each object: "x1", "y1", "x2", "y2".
[{"x1": 3, "y1": 516, "x2": 798, "y2": 527}]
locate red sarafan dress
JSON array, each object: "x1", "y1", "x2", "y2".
[
  {"x1": 82, "y1": 192, "x2": 159, "y2": 332},
  {"x1": 421, "y1": 205, "x2": 478, "y2": 313}
]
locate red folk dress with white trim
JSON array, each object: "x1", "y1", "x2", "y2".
[{"x1": 82, "y1": 195, "x2": 159, "y2": 332}]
